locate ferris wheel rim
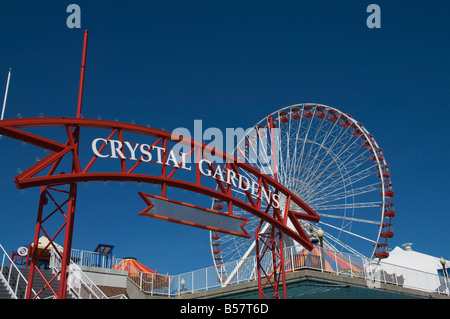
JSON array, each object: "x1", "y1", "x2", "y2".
[
  {"x1": 252, "y1": 102, "x2": 391, "y2": 253},
  {"x1": 210, "y1": 102, "x2": 394, "y2": 282}
]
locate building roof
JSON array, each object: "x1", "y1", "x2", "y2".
[
  {"x1": 376, "y1": 244, "x2": 449, "y2": 294},
  {"x1": 381, "y1": 244, "x2": 448, "y2": 274},
  {"x1": 30, "y1": 236, "x2": 62, "y2": 251}
]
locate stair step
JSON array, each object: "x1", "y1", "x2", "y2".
[
  {"x1": 1, "y1": 267, "x2": 75, "y2": 299},
  {"x1": 0, "y1": 280, "x2": 13, "y2": 299}
]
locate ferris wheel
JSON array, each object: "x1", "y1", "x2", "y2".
[{"x1": 209, "y1": 103, "x2": 395, "y2": 284}]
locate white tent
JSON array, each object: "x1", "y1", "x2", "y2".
[{"x1": 377, "y1": 243, "x2": 449, "y2": 293}]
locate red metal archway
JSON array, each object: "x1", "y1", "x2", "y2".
[
  {"x1": 0, "y1": 116, "x2": 320, "y2": 298},
  {"x1": 0, "y1": 31, "x2": 319, "y2": 299},
  {"x1": 2, "y1": 116, "x2": 320, "y2": 239}
]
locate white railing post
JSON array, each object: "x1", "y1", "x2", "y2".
[
  {"x1": 349, "y1": 255, "x2": 353, "y2": 277},
  {"x1": 152, "y1": 273, "x2": 155, "y2": 295},
  {"x1": 167, "y1": 274, "x2": 171, "y2": 296},
  {"x1": 444, "y1": 273, "x2": 450, "y2": 296},
  {"x1": 140, "y1": 272, "x2": 144, "y2": 293},
  {"x1": 205, "y1": 267, "x2": 208, "y2": 291},
  {"x1": 445, "y1": 275, "x2": 450, "y2": 296},
  {"x1": 236, "y1": 260, "x2": 240, "y2": 284},
  {"x1": 0, "y1": 243, "x2": 37, "y2": 299},
  {"x1": 319, "y1": 247, "x2": 324, "y2": 272},
  {"x1": 334, "y1": 251, "x2": 338, "y2": 273},
  {"x1": 290, "y1": 246, "x2": 294, "y2": 272}
]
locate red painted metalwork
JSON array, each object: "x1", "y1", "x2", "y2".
[
  {"x1": 0, "y1": 31, "x2": 320, "y2": 299},
  {"x1": 23, "y1": 30, "x2": 88, "y2": 299},
  {"x1": 255, "y1": 221, "x2": 286, "y2": 299},
  {"x1": 0, "y1": 117, "x2": 319, "y2": 243},
  {"x1": 254, "y1": 114, "x2": 288, "y2": 299},
  {"x1": 137, "y1": 192, "x2": 250, "y2": 237},
  {"x1": 0, "y1": 115, "x2": 320, "y2": 298}
]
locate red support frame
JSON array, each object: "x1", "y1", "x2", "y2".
[
  {"x1": 23, "y1": 30, "x2": 88, "y2": 299},
  {"x1": 254, "y1": 115, "x2": 289, "y2": 299},
  {"x1": 255, "y1": 223, "x2": 286, "y2": 299},
  {"x1": 0, "y1": 31, "x2": 319, "y2": 299},
  {"x1": 25, "y1": 186, "x2": 74, "y2": 299},
  {"x1": 0, "y1": 116, "x2": 320, "y2": 298},
  {"x1": 1, "y1": 116, "x2": 319, "y2": 298}
]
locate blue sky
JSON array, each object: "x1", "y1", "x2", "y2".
[{"x1": 0, "y1": 1, "x2": 449, "y2": 275}]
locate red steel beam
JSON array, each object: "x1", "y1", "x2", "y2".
[
  {"x1": 0, "y1": 117, "x2": 319, "y2": 222},
  {"x1": 1, "y1": 117, "x2": 319, "y2": 248}
]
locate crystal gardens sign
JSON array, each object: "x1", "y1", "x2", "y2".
[{"x1": 91, "y1": 136, "x2": 281, "y2": 209}]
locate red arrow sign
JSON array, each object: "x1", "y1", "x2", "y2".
[{"x1": 137, "y1": 192, "x2": 250, "y2": 238}]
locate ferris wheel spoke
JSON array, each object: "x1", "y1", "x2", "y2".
[
  {"x1": 319, "y1": 213, "x2": 380, "y2": 225},
  {"x1": 299, "y1": 133, "x2": 366, "y2": 193},
  {"x1": 288, "y1": 116, "x2": 314, "y2": 187},
  {"x1": 296, "y1": 116, "x2": 327, "y2": 182},
  {"x1": 291, "y1": 110, "x2": 316, "y2": 183},
  {"x1": 296, "y1": 137, "x2": 357, "y2": 196},
  {"x1": 282, "y1": 111, "x2": 299, "y2": 182},
  {"x1": 294, "y1": 118, "x2": 339, "y2": 185},
  {"x1": 280, "y1": 126, "x2": 296, "y2": 184},
  {"x1": 221, "y1": 238, "x2": 251, "y2": 260},
  {"x1": 274, "y1": 124, "x2": 286, "y2": 180},
  {"x1": 308, "y1": 164, "x2": 376, "y2": 202},
  {"x1": 319, "y1": 221, "x2": 377, "y2": 244},
  {"x1": 304, "y1": 156, "x2": 374, "y2": 200},
  {"x1": 299, "y1": 126, "x2": 338, "y2": 181},
  {"x1": 284, "y1": 132, "x2": 370, "y2": 205},
  {"x1": 318, "y1": 230, "x2": 366, "y2": 258},
  {"x1": 314, "y1": 201, "x2": 382, "y2": 211},
  {"x1": 296, "y1": 158, "x2": 375, "y2": 209},
  {"x1": 224, "y1": 221, "x2": 271, "y2": 285},
  {"x1": 255, "y1": 126, "x2": 275, "y2": 176},
  {"x1": 309, "y1": 182, "x2": 380, "y2": 206},
  {"x1": 286, "y1": 112, "x2": 307, "y2": 187}
]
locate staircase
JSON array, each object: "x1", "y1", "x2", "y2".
[
  {"x1": 0, "y1": 267, "x2": 75, "y2": 299},
  {"x1": 1, "y1": 243, "x2": 125, "y2": 299},
  {"x1": 0, "y1": 278, "x2": 13, "y2": 299}
]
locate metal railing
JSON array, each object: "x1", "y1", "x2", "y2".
[
  {"x1": 0, "y1": 243, "x2": 37, "y2": 299},
  {"x1": 69, "y1": 248, "x2": 123, "y2": 269},
  {"x1": 3, "y1": 242, "x2": 449, "y2": 298},
  {"x1": 127, "y1": 245, "x2": 450, "y2": 297},
  {"x1": 367, "y1": 260, "x2": 450, "y2": 295},
  {"x1": 49, "y1": 248, "x2": 127, "y2": 299}
]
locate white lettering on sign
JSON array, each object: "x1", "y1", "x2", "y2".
[{"x1": 91, "y1": 138, "x2": 280, "y2": 209}]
